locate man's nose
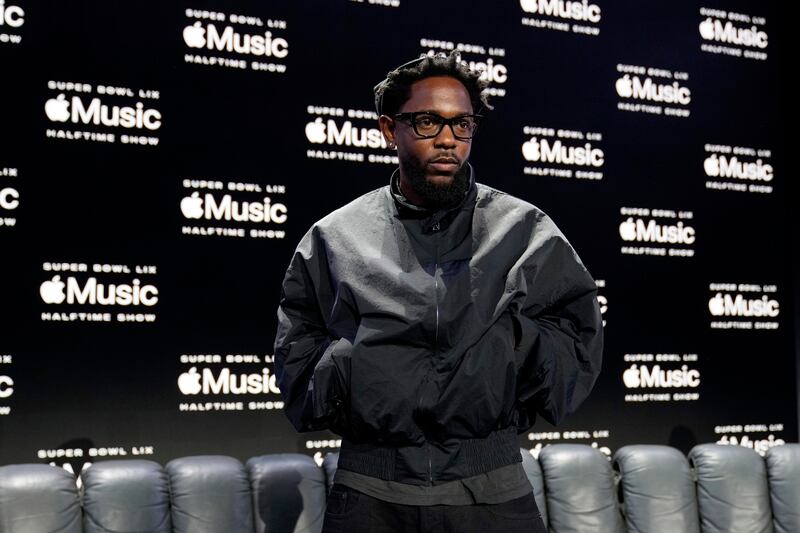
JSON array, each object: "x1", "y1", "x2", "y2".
[{"x1": 434, "y1": 124, "x2": 458, "y2": 147}]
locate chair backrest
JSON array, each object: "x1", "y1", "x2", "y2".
[
  {"x1": 765, "y1": 444, "x2": 800, "y2": 533},
  {"x1": 537, "y1": 444, "x2": 627, "y2": 533},
  {"x1": 0, "y1": 443, "x2": 798, "y2": 533},
  {"x1": 0, "y1": 464, "x2": 82, "y2": 533},
  {"x1": 1, "y1": 453, "x2": 326, "y2": 533},
  {"x1": 613, "y1": 444, "x2": 700, "y2": 533},
  {"x1": 167, "y1": 456, "x2": 253, "y2": 533}
]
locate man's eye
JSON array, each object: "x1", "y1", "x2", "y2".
[{"x1": 417, "y1": 117, "x2": 434, "y2": 127}]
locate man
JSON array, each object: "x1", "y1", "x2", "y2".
[{"x1": 274, "y1": 51, "x2": 603, "y2": 532}]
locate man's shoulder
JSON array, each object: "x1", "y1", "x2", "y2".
[
  {"x1": 315, "y1": 185, "x2": 389, "y2": 230},
  {"x1": 294, "y1": 186, "x2": 388, "y2": 252},
  {"x1": 475, "y1": 182, "x2": 547, "y2": 221},
  {"x1": 474, "y1": 183, "x2": 577, "y2": 263}
]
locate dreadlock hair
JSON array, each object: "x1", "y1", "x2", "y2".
[{"x1": 374, "y1": 50, "x2": 494, "y2": 117}]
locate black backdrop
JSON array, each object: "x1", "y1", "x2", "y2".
[{"x1": 0, "y1": 0, "x2": 795, "y2": 475}]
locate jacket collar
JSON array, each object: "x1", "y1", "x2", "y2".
[{"x1": 389, "y1": 162, "x2": 477, "y2": 231}]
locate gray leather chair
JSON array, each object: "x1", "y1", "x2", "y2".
[{"x1": 0, "y1": 443, "x2": 797, "y2": 532}]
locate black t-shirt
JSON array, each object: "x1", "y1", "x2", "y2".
[{"x1": 333, "y1": 462, "x2": 533, "y2": 506}]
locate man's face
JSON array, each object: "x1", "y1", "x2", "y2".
[{"x1": 380, "y1": 76, "x2": 474, "y2": 209}]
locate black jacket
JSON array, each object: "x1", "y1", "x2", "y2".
[{"x1": 274, "y1": 165, "x2": 603, "y2": 485}]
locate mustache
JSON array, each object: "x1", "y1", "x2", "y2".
[{"x1": 429, "y1": 154, "x2": 460, "y2": 164}]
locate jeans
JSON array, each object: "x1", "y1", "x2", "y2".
[{"x1": 322, "y1": 483, "x2": 548, "y2": 533}]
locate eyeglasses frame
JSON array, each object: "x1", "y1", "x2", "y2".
[{"x1": 392, "y1": 111, "x2": 483, "y2": 140}]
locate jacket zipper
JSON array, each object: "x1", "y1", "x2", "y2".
[
  {"x1": 416, "y1": 221, "x2": 441, "y2": 487},
  {"x1": 428, "y1": 223, "x2": 440, "y2": 486},
  {"x1": 418, "y1": 373, "x2": 433, "y2": 486},
  {"x1": 427, "y1": 441, "x2": 433, "y2": 486}
]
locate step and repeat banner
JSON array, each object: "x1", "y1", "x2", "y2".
[{"x1": 0, "y1": 0, "x2": 794, "y2": 476}]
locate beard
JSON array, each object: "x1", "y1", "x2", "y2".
[{"x1": 399, "y1": 153, "x2": 471, "y2": 210}]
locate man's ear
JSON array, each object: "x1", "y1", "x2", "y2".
[{"x1": 378, "y1": 115, "x2": 396, "y2": 148}]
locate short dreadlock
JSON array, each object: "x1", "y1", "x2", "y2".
[{"x1": 373, "y1": 50, "x2": 494, "y2": 117}]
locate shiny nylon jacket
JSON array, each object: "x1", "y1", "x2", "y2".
[{"x1": 274, "y1": 165, "x2": 603, "y2": 486}]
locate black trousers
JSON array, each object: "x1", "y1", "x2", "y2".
[{"x1": 322, "y1": 483, "x2": 548, "y2": 533}]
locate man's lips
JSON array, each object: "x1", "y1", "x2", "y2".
[{"x1": 429, "y1": 158, "x2": 459, "y2": 172}]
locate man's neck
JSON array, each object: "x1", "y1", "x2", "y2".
[{"x1": 398, "y1": 173, "x2": 427, "y2": 208}]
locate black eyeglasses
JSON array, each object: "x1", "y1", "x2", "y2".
[{"x1": 394, "y1": 111, "x2": 482, "y2": 140}]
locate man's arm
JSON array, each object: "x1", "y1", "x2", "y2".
[
  {"x1": 273, "y1": 229, "x2": 352, "y2": 435},
  {"x1": 512, "y1": 219, "x2": 604, "y2": 431}
]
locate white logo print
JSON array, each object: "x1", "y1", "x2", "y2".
[
  {"x1": 522, "y1": 137, "x2": 604, "y2": 167},
  {"x1": 40, "y1": 275, "x2": 67, "y2": 304},
  {"x1": 178, "y1": 367, "x2": 281, "y2": 395},
  {"x1": 618, "y1": 218, "x2": 695, "y2": 244},
  {"x1": 44, "y1": 95, "x2": 162, "y2": 130},
  {"x1": 0, "y1": 187, "x2": 18, "y2": 209},
  {"x1": 0, "y1": 375, "x2": 13, "y2": 399},
  {"x1": 180, "y1": 193, "x2": 203, "y2": 219},
  {"x1": 305, "y1": 118, "x2": 387, "y2": 149},
  {"x1": 39, "y1": 276, "x2": 158, "y2": 306},
  {"x1": 597, "y1": 295, "x2": 607, "y2": 314},
  {"x1": 45, "y1": 95, "x2": 70, "y2": 122},
  {"x1": 699, "y1": 18, "x2": 768, "y2": 48},
  {"x1": 180, "y1": 193, "x2": 287, "y2": 223},
  {"x1": 0, "y1": 1, "x2": 24, "y2": 28},
  {"x1": 623, "y1": 364, "x2": 700, "y2": 389},
  {"x1": 519, "y1": 0, "x2": 601, "y2": 22},
  {"x1": 418, "y1": 45, "x2": 508, "y2": 87},
  {"x1": 698, "y1": 18, "x2": 715, "y2": 39},
  {"x1": 615, "y1": 75, "x2": 691, "y2": 105},
  {"x1": 708, "y1": 293, "x2": 779, "y2": 317},
  {"x1": 305, "y1": 118, "x2": 326, "y2": 144},
  {"x1": 182, "y1": 22, "x2": 288, "y2": 57},
  {"x1": 178, "y1": 367, "x2": 202, "y2": 395},
  {"x1": 703, "y1": 154, "x2": 773, "y2": 181},
  {"x1": 183, "y1": 22, "x2": 206, "y2": 48},
  {"x1": 467, "y1": 58, "x2": 507, "y2": 84}
]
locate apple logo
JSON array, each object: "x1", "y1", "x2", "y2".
[
  {"x1": 521, "y1": 137, "x2": 541, "y2": 162},
  {"x1": 44, "y1": 94, "x2": 70, "y2": 122},
  {"x1": 618, "y1": 217, "x2": 637, "y2": 241},
  {"x1": 180, "y1": 192, "x2": 204, "y2": 219},
  {"x1": 305, "y1": 118, "x2": 327, "y2": 144},
  {"x1": 708, "y1": 293, "x2": 725, "y2": 316},
  {"x1": 615, "y1": 75, "x2": 633, "y2": 98},
  {"x1": 703, "y1": 154, "x2": 720, "y2": 176},
  {"x1": 623, "y1": 365, "x2": 641, "y2": 388},
  {"x1": 183, "y1": 21, "x2": 206, "y2": 48},
  {"x1": 178, "y1": 367, "x2": 202, "y2": 395},
  {"x1": 519, "y1": 0, "x2": 537, "y2": 14},
  {"x1": 699, "y1": 18, "x2": 715, "y2": 40},
  {"x1": 40, "y1": 275, "x2": 67, "y2": 304}
]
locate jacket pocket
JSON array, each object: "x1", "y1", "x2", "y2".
[
  {"x1": 311, "y1": 338, "x2": 353, "y2": 434},
  {"x1": 330, "y1": 338, "x2": 353, "y2": 397},
  {"x1": 330, "y1": 338, "x2": 355, "y2": 436}
]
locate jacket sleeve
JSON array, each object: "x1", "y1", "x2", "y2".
[
  {"x1": 512, "y1": 217, "x2": 604, "y2": 431},
  {"x1": 273, "y1": 227, "x2": 352, "y2": 435}
]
